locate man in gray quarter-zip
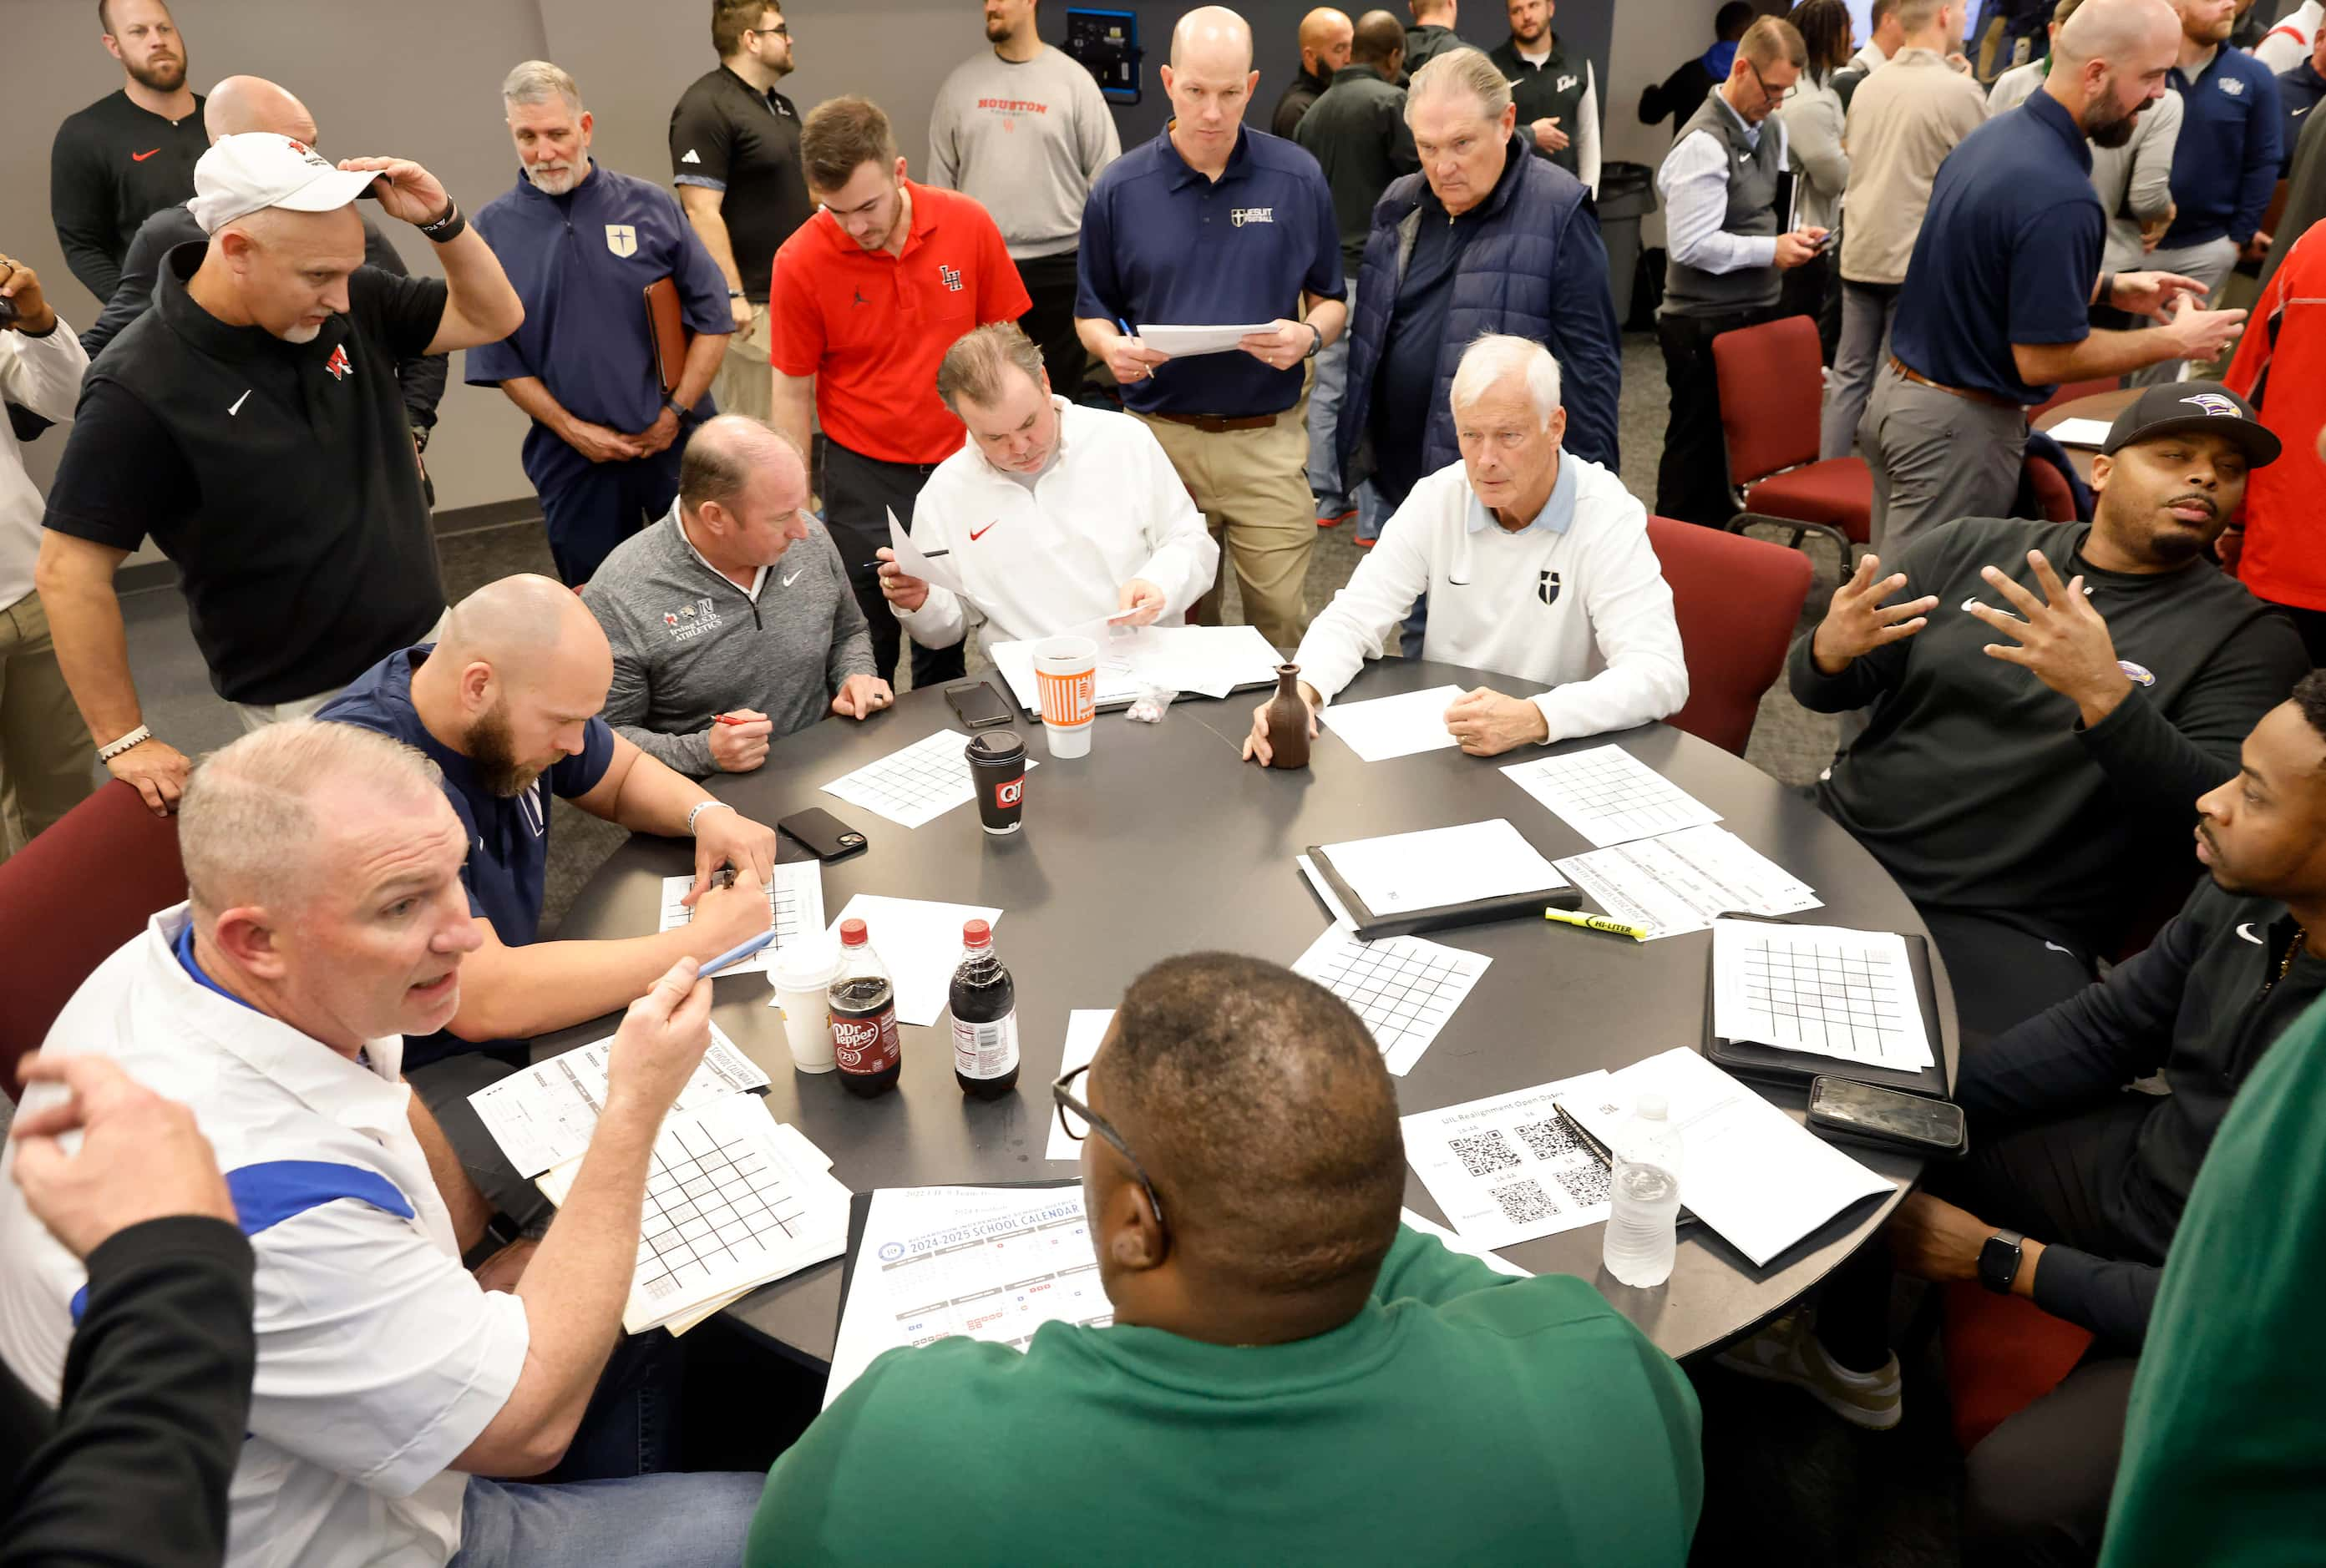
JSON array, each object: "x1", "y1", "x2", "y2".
[{"x1": 584, "y1": 415, "x2": 883, "y2": 776}]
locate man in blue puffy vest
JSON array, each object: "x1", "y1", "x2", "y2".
[{"x1": 1336, "y1": 43, "x2": 1620, "y2": 561}]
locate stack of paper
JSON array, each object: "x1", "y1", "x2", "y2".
[
  {"x1": 1501, "y1": 744, "x2": 1723, "y2": 847},
  {"x1": 826, "y1": 1184, "x2": 1108, "y2": 1408},
  {"x1": 1554, "y1": 824, "x2": 1821, "y2": 940},
  {"x1": 656, "y1": 862, "x2": 825, "y2": 975},
  {"x1": 1316, "y1": 818, "x2": 1566, "y2": 915},
  {"x1": 1401, "y1": 1072, "x2": 1618, "y2": 1249},
  {"x1": 536, "y1": 1095, "x2": 850, "y2": 1336},
  {"x1": 1711, "y1": 918, "x2": 1933, "y2": 1071},
  {"x1": 1559, "y1": 1048, "x2": 1894, "y2": 1267},
  {"x1": 469, "y1": 1024, "x2": 770, "y2": 1179},
  {"x1": 1133, "y1": 321, "x2": 1273, "y2": 356},
  {"x1": 987, "y1": 622, "x2": 1282, "y2": 711}
]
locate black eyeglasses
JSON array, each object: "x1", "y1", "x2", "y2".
[
  {"x1": 748, "y1": 23, "x2": 789, "y2": 39},
  {"x1": 1745, "y1": 57, "x2": 1780, "y2": 108},
  {"x1": 1052, "y1": 1063, "x2": 1169, "y2": 1249}
]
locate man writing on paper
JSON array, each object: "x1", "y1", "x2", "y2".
[
  {"x1": 0, "y1": 723, "x2": 766, "y2": 1567},
  {"x1": 1244, "y1": 335, "x2": 1685, "y2": 763},
  {"x1": 469, "y1": 63, "x2": 732, "y2": 587},
  {"x1": 746, "y1": 953, "x2": 1703, "y2": 1564},
  {"x1": 1789, "y1": 383, "x2": 2307, "y2": 1039},
  {"x1": 875, "y1": 323, "x2": 1218, "y2": 657},
  {"x1": 585, "y1": 414, "x2": 886, "y2": 776},
  {"x1": 318, "y1": 575, "x2": 778, "y2": 1231},
  {"x1": 1727, "y1": 676, "x2": 2326, "y2": 1566}
]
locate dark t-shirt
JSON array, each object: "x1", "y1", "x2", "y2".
[
  {"x1": 43, "y1": 245, "x2": 450, "y2": 706},
  {"x1": 1372, "y1": 192, "x2": 1481, "y2": 499},
  {"x1": 669, "y1": 65, "x2": 813, "y2": 303},
  {"x1": 48, "y1": 90, "x2": 206, "y2": 303}
]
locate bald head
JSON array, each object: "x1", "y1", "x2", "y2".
[
  {"x1": 437, "y1": 573, "x2": 605, "y2": 675},
  {"x1": 205, "y1": 75, "x2": 317, "y2": 144},
  {"x1": 2054, "y1": 0, "x2": 2178, "y2": 64},
  {"x1": 680, "y1": 413, "x2": 808, "y2": 519},
  {"x1": 1352, "y1": 8, "x2": 1406, "y2": 63},
  {"x1": 1170, "y1": 4, "x2": 1255, "y2": 70},
  {"x1": 1299, "y1": 6, "x2": 1355, "y2": 73},
  {"x1": 422, "y1": 574, "x2": 614, "y2": 798}
]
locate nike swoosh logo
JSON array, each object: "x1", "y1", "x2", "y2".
[
  {"x1": 2043, "y1": 942, "x2": 2075, "y2": 956},
  {"x1": 2237, "y1": 923, "x2": 2266, "y2": 944},
  {"x1": 131, "y1": 148, "x2": 160, "y2": 162},
  {"x1": 781, "y1": 569, "x2": 803, "y2": 587},
  {"x1": 227, "y1": 390, "x2": 251, "y2": 416},
  {"x1": 969, "y1": 521, "x2": 997, "y2": 541}
]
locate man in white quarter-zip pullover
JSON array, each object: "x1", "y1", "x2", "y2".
[
  {"x1": 875, "y1": 322, "x2": 1219, "y2": 655},
  {"x1": 1244, "y1": 334, "x2": 1686, "y2": 761}
]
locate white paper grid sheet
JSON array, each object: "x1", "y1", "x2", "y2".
[
  {"x1": 1502, "y1": 744, "x2": 1723, "y2": 847},
  {"x1": 820, "y1": 728, "x2": 1036, "y2": 829},
  {"x1": 1291, "y1": 924, "x2": 1492, "y2": 1075},
  {"x1": 537, "y1": 1095, "x2": 849, "y2": 1334},
  {"x1": 1401, "y1": 1071, "x2": 1617, "y2": 1250},
  {"x1": 1555, "y1": 824, "x2": 1822, "y2": 940},
  {"x1": 1713, "y1": 919, "x2": 1934, "y2": 1071},
  {"x1": 469, "y1": 1023, "x2": 768, "y2": 1178},
  {"x1": 656, "y1": 860, "x2": 825, "y2": 974},
  {"x1": 825, "y1": 1186, "x2": 1111, "y2": 1408}
]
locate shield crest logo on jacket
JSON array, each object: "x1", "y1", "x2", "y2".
[
  {"x1": 605, "y1": 224, "x2": 638, "y2": 257},
  {"x1": 1538, "y1": 569, "x2": 1561, "y2": 606}
]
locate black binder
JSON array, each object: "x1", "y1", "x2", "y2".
[
  {"x1": 1304, "y1": 842, "x2": 1581, "y2": 940},
  {"x1": 1700, "y1": 913, "x2": 1953, "y2": 1100}
]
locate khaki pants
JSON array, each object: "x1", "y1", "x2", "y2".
[
  {"x1": 231, "y1": 609, "x2": 449, "y2": 732},
  {"x1": 712, "y1": 308, "x2": 773, "y2": 425},
  {"x1": 1133, "y1": 407, "x2": 1315, "y2": 654},
  {"x1": 0, "y1": 590, "x2": 95, "y2": 861}
]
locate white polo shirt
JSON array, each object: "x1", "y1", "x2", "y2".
[
  {"x1": 1294, "y1": 453, "x2": 1690, "y2": 742},
  {"x1": 894, "y1": 397, "x2": 1219, "y2": 653},
  {"x1": 0, "y1": 907, "x2": 530, "y2": 1568}
]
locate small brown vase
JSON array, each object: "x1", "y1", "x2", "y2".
[{"x1": 1264, "y1": 664, "x2": 1311, "y2": 770}]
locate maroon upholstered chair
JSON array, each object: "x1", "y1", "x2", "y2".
[
  {"x1": 1646, "y1": 516, "x2": 1815, "y2": 757},
  {"x1": 1710, "y1": 314, "x2": 1874, "y2": 586},
  {"x1": 0, "y1": 782, "x2": 187, "y2": 1089}
]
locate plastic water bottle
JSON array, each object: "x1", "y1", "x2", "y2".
[{"x1": 1602, "y1": 1094, "x2": 1685, "y2": 1287}]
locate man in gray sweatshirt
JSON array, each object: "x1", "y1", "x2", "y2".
[{"x1": 583, "y1": 415, "x2": 886, "y2": 776}]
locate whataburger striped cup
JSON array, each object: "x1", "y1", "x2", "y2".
[{"x1": 1032, "y1": 635, "x2": 1098, "y2": 757}]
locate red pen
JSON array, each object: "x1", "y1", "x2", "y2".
[{"x1": 712, "y1": 713, "x2": 750, "y2": 726}]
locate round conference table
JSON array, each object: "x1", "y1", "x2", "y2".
[
  {"x1": 2035, "y1": 387, "x2": 2141, "y2": 484},
  {"x1": 544, "y1": 658, "x2": 1959, "y2": 1367}
]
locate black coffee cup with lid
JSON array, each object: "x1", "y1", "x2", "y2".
[{"x1": 965, "y1": 731, "x2": 1026, "y2": 835}]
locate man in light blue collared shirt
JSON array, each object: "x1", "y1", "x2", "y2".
[{"x1": 1651, "y1": 16, "x2": 1831, "y2": 526}]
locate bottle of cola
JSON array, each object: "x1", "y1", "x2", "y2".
[
  {"x1": 948, "y1": 919, "x2": 1020, "y2": 1099},
  {"x1": 829, "y1": 917, "x2": 900, "y2": 1098}
]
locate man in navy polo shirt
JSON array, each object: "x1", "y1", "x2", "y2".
[
  {"x1": 318, "y1": 574, "x2": 778, "y2": 1224},
  {"x1": 1075, "y1": 5, "x2": 1348, "y2": 654},
  {"x1": 470, "y1": 62, "x2": 732, "y2": 587},
  {"x1": 2131, "y1": 0, "x2": 2283, "y2": 384},
  {"x1": 1864, "y1": 0, "x2": 2247, "y2": 554}
]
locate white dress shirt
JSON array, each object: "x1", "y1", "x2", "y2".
[
  {"x1": 0, "y1": 909, "x2": 530, "y2": 1568},
  {"x1": 1293, "y1": 453, "x2": 1689, "y2": 743},
  {"x1": 1656, "y1": 94, "x2": 1789, "y2": 275},
  {"x1": 896, "y1": 397, "x2": 1219, "y2": 654},
  {"x1": 0, "y1": 317, "x2": 88, "y2": 611}
]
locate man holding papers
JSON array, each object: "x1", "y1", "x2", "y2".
[
  {"x1": 746, "y1": 953, "x2": 1703, "y2": 1564},
  {"x1": 1244, "y1": 335, "x2": 1686, "y2": 761},
  {"x1": 0, "y1": 723, "x2": 764, "y2": 1567},
  {"x1": 874, "y1": 323, "x2": 1218, "y2": 655},
  {"x1": 1725, "y1": 680, "x2": 2326, "y2": 1566}
]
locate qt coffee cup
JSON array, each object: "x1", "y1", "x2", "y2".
[{"x1": 966, "y1": 730, "x2": 1027, "y2": 835}]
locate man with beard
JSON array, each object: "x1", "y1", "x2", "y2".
[
  {"x1": 318, "y1": 573, "x2": 779, "y2": 1228},
  {"x1": 1727, "y1": 673, "x2": 2326, "y2": 1565},
  {"x1": 1863, "y1": 0, "x2": 2246, "y2": 553},
  {"x1": 473, "y1": 62, "x2": 732, "y2": 588},
  {"x1": 1789, "y1": 382, "x2": 2308, "y2": 1042},
  {"x1": 50, "y1": 0, "x2": 205, "y2": 305}
]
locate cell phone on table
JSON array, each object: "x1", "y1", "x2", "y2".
[
  {"x1": 778, "y1": 807, "x2": 869, "y2": 862},
  {"x1": 944, "y1": 680, "x2": 1015, "y2": 730},
  {"x1": 1807, "y1": 1076, "x2": 1968, "y2": 1160}
]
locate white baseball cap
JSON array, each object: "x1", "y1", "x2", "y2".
[{"x1": 189, "y1": 133, "x2": 379, "y2": 235}]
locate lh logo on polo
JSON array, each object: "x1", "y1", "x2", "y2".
[
  {"x1": 938, "y1": 264, "x2": 964, "y2": 291},
  {"x1": 605, "y1": 224, "x2": 638, "y2": 257}
]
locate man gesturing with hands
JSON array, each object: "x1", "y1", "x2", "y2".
[{"x1": 1791, "y1": 382, "x2": 2308, "y2": 1039}]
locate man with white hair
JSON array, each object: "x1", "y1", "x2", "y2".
[
  {"x1": 0, "y1": 722, "x2": 766, "y2": 1565},
  {"x1": 1245, "y1": 335, "x2": 1685, "y2": 762},
  {"x1": 876, "y1": 321, "x2": 1219, "y2": 655},
  {"x1": 471, "y1": 62, "x2": 734, "y2": 587},
  {"x1": 1075, "y1": 5, "x2": 1347, "y2": 653},
  {"x1": 36, "y1": 131, "x2": 523, "y2": 817}
]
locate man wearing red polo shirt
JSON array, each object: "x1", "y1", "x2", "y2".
[
  {"x1": 769, "y1": 95, "x2": 1030, "y2": 689},
  {"x1": 2223, "y1": 221, "x2": 2326, "y2": 665}
]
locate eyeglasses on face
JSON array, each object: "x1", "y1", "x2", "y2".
[{"x1": 1052, "y1": 1062, "x2": 1169, "y2": 1248}]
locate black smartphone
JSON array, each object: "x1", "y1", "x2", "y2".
[
  {"x1": 1813, "y1": 230, "x2": 1837, "y2": 255},
  {"x1": 1807, "y1": 1076, "x2": 1968, "y2": 1160},
  {"x1": 778, "y1": 807, "x2": 869, "y2": 862},
  {"x1": 0, "y1": 294, "x2": 18, "y2": 327},
  {"x1": 944, "y1": 680, "x2": 1015, "y2": 729}
]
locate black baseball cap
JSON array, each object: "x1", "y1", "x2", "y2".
[{"x1": 2100, "y1": 381, "x2": 2281, "y2": 468}]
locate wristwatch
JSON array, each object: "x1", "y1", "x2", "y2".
[
  {"x1": 665, "y1": 396, "x2": 691, "y2": 421},
  {"x1": 1977, "y1": 1228, "x2": 2026, "y2": 1294},
  {"x1": 1304, "y1": 322, "x2": 1324, "y2": 359}
]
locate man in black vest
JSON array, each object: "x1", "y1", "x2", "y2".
[
  {"x1": 1492, "y1": 0, "x2": 1599, "y2": 194},
  {"x1": 35, "y1": 133, "x2": 524, "y2": 816},
  {"x1": 1651, "y1": 15, "x2": 1828, "y2": 526}
]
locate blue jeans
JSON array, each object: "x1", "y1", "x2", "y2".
[
  {"x1": 1307, "y1": 279, "x2": 1358, "y2": 511},
  {"x1": 448, "y1": 1471, "x2": 764, "y2": 1567}
]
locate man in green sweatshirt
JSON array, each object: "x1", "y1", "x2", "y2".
[{"x1": 746, "y1": 953, "x2": 1703, "y2": 1565}]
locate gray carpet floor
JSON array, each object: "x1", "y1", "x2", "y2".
[{"x1": 120, "y1": 331, "x2": 1963, "y2": 1564}]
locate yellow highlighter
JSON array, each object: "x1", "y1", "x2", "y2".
[{"x1": 1543, "y1": 908, "x2": 1651, "y2": 943}]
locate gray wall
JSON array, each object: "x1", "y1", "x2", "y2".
[{"x1": 4, "y1": 0, "x2": 1641, "y2": 518}]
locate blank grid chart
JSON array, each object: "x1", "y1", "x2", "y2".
[{"x1": 1292, "y1": 927, "x2": 1492, "y2": 1075}]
